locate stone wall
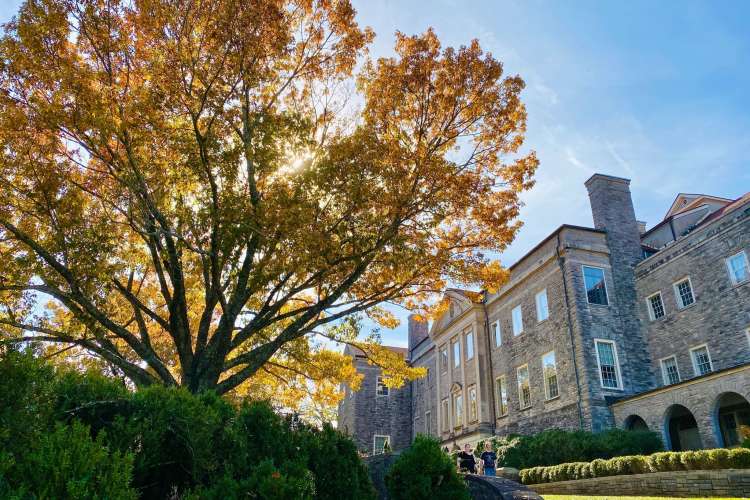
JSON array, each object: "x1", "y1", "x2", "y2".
[
  {"x1": 528, "y1": 469, "x2": 750, "y2": 498},
  {"x1": 363, "y1": 451, "x2": 401, "y2": 500}
]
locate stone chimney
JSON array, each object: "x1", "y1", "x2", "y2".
[
  {"x1": 407, "y1": 314, "x2": 429, "y2": 354},
  {"x1": 585, "y1": 174, "x2": 642, "y2": 266},
  {"x1": 636, "y1": 220, "x2": 647, "y2": 235}
]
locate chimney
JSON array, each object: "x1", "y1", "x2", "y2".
[
  {"x1": 585, "y1": 174, "x2": 642, "y2": 265},
  {"x1": 407, "y1": 314, "x2": 429, "y2": 354},
  {"x1": 636, "y1": 220, "x2": 647, "y2": 235}
]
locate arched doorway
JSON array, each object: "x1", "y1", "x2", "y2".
[
  {"x1": 665, "y1": 404, "x2": 702, "y2": 451},
  {"x1": 624, "y1": 414, "x2": 649, "y2": 431},
  {"x1": 714, "y1": 392, "x2": 750, "y2": 447}
]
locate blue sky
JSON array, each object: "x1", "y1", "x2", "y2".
[{"x1": 3, "y1": 1, "x2": 749, "y2": 347}]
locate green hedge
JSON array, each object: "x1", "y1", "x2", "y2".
[
  {"x1": 482, "y1": 428, "x2": 663, "y2": 469},
  {"x1": 520, "y1": 448, "x2": 750, "y2": 484}
]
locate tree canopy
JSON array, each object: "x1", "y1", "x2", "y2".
[{"x1": 0, "y1": 0, "x2": 537, "y2": 403}]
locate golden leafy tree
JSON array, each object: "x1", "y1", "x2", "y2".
[{"x1": 0, "y1": 0, "x2": 537, "y2": 404}]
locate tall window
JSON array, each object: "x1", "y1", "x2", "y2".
[
  {"x1": 373, "y1": 435, "x2": 390, "y2": 455},
  {"x1": 512, "y1": 305, "x2": 524, "y2": 336},
  {"x1": 376, "y1": 376, "x2": 389, "y2": 396},
  {"x1": 517, "y1": 365, "x2": 531, "y2": 409},
  {"x1": 726, "y1": 251, "x2": 749, "y2": 285},
  {"x1": 452, "y1": 339, "x2": 460, "y2": 368},
  {"x1": 673, "y1": 278, "x2": 695, "y2": 309},
  {"x1": 690, "y1": 345, "x2": 713, "y2": 376},
  {"x1": 542, "y1": 351, "x2": 559, "y2": 399},
  {"x1": 468, "y1": 386, "x2": 478, "y2": 422},
  {"x1": 496, "y1": 376, "x2": 508, "y2": 416},
  {"x1": 425, "y1": 411, "x2": 431, "y2": 436},
  {"x1": 583, "y1": 266, "x2": 609, "y2": 305},
  {"x1": 453, "y1": 393, "x2": 463, "y2": 428},
  {"x1": 647, "y1": 292, "x2": 665, "y2": 320},
  {"x1": 465, "y1": 331, "x2": 474, "y2": 360},
  {"x1": 440, "y1": 346, "x2": 448, "y2": 372},
  {"x1": 535, "y1": 289, "x2": 549, "y2": 321},
  {"x1": 595, "y1": 340, "x2": 621, "y2": 389},
  {"x1": 492, "y1": 320, "x2": 502, "y2": 347},
  {"x1": 660, "y1": 356, "x2": 680, "y2": 385},
  {"x1": 441, "y1": 399, "x2": 449, "y2": 431}
]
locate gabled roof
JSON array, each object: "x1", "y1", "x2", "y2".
[{"x1": 664, "y1": 193, "x2": 733, "y2": 219}]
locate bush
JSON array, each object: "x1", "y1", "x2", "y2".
[
  {"x1": 385, "y1": 435, "x2": 470, "y2": 500},
  {"x1": 519, "y1": 447, "x2": 750, "y2": 484},
  {"x1": 493, "y1": 428, "x2": 663, "y2": 469}
]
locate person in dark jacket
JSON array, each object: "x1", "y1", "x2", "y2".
[
  {"x1": 457, "y1": 443, "x2": 477, "y2": 474},
  {"x1": 479, "y1": 441, "x2": 497, "y2": 476}
]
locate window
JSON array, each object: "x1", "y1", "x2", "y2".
[
  {"x1": 517, "y1": 365, "x2": 531, "y2": 409},
  {"x1": 492, "y1": 320, "x2": 502, "y2": 347},
  {"x1": 452, "y1": 338, "x2": 460, "y2": 368},
  {"x1": 673, "y1": 277, "x2": 695, "y2": 309},
  {"x1": 690, "y1": 345, "x2": 713, "y2": 376},
  {"x1": 496, "y1": 376, "x2": 508, "y2": 416},
  {"x1": 373, "y1": 435, "x2": 390, "y2": 455},
  {"x1": 512, "y1": 305, "x2": 524, "y2": 336},
  {"x1": 425, "y1": 411, "x2": 431, "y2": 436},
  {"x1": 660, "y1": 356, "x2": 680, "y2": 385},
  {"x1": 376, "y1": 376, "x2": 390, "y2": 396},
  {"x1": 465, "y1": 331, "x2": 474, "y2": 360},
  {"x1": 595, "y1": 340, "x2": 622, "y2": 389},
  {"x1": 647, "y1": 292, "x2": 665, "y2": 320},
  {"x1": 440, "y1": 346, "x2": 448, "y2": 372},
  {"x1": 542, "y1": 351, "x2": 559, "y2": 400},
  {"x1": 726, "y1": 251, "x2": 749, "y2": 285},
  {"x1": 583, "y1": 266, "x2": 609, "y2": 305},
  {"x1": 453, "y1": 393, "x2": 463, "y2": 428},
  {"x1": 468, "y1": 386, "x2": 478, "y2": 422},
  {"x1": 441, "y1": 399, "x2": 449, "y2": 431},
  {"x1": 535, "y1": 289, "x2": 549, "y2": 321}
]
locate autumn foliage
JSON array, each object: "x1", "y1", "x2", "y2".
[{"x1": 0, "y1": 0, "x2": 537, "y2": 404}]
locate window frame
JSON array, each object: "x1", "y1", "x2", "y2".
[
  {"x1": 594, "y1": 339, "x2": 623, "y2": 390},
  {"x1": 516, "y1": 364, "x2": 532, "y2": 410},
  {"x1": 376, "y1": 375, "x2": 389, "y2": 397},
  {"x1": 646, "y1": 291, "x2": 665, "y2": 321},
  {"x1": 495, "y1": 375, "x2": 508, "y2": 417},
  {"x1": 726, "y1": 250, "x2": 750, "y2": 285},
  {"x1": 373, "y1": 434, "x2": 390, "y2": 455},
  {"x1": 453, "y1": 391, "x2": 463, "y2": 429},
  {"x1": 468, "y1": 385, "x2": 478, "y2": 423},
  {"x1": 512, "y1": 305, "x2": 524, "y2": 336},
  {"x1": 542, "y1": 350, "x2": 559, "y2": 400},
  {"x1": 425, "y1": 411, "x2": 431, "y2": 436},
  {"x1": 492, "y1": 319, "x2": 502, "y2": 347},
  {"x1": 689, "y1": 344, "x2": 713, "y2": 376},
  {"x1": 452, "y1": 337, "x2": 461, "y2": 368},
  {"x1": 659, "y1": 355, "x2": 681, "y2": 386},
  {"x1": 465, "y1": 330, "x2": 474, "y2": 361},
  {"x1": 582, "y1": 265, "x2": 610, "y2": 306},
  {"x1": 673, "y1": 276, "x2": 696, "y2": 310},
  {"x1": 535, "y1": 288, "x2": 549, "y2": 322},
  {"x1": 440, "y1": 345, "x2": 448, "y2": 373}
]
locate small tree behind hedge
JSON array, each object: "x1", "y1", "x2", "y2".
[{"x1": 386, "y1": 435, "x2": 470, "y2": 500}]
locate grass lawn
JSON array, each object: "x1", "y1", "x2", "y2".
[{"x1": 542, "y1": 496, "x2": 746, "y2": 500}]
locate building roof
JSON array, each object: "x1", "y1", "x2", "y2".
[
  {"x1": 344, "y1": 344, "x2": 408, "y2": 359},
  {"x1": 664, "y1": 193, "x2": 733, "y2": 219}
]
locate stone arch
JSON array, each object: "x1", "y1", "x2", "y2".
[
  {"x1": 624, "y1": 414, "x2": 649, "y2": 431},
  {"x1": 664, "y1": 404, "x2": 702, "y2": 451},
  {"x1": 713, "y1": 391, "x2": 750, "y2": 448}
]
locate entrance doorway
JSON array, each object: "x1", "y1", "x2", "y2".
[{"x1": 665, "y1": 404, "x2": 702, "y2": 451}]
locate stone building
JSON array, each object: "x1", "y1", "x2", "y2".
[{"x1": 338, "y1": 174, "x2": 750, "y2": 455}]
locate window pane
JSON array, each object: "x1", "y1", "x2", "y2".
[
  {"x1": 452, "y1": 340, "x2": 460, "y2": 367},
  {"x1": 543, "y1": 351, "x2": 559, "y2": 399},
  {"x1": 377, "y1": 376, "x2": 389, "y2": 396},
  {"x1": 692, "y1": 347, "x2": 712, "y2": 375},
  {"x1": 517, "y1": 366, "x2": 531, "y2": 408},
  {"x1": 440, "y1": 347, "x2": 448, "y2": 371},
  {"x1": 596, "y1": 341, "x2": 619, "y2": 388},
  {"x1": 466, "y1": 332, "x2": 474, "y2": 360},
  {"x1": 661, "y1": 357, "x2": 680, "y2": 385},
  {"x1": 454, "y1": 394, "x2": 463, "y2": 426},
  {"x1": 374, "y1": 436, "x2": 390, "y2": 455},
  {"x1": 469, "y1": 387, "x2": 477, "y2": 421},
  {"x1": 536, "y1": 289, "x2": 549, "y2": 321},
  {"x1": 512, "y1": 306, "x2": 523, "y2": 335},
  {"x1": 493, "y1": 321, "x2": 502, "y2": 347},
  {"x1": 496, "y1": 377, "x2": 508, "y2": 416},
  {"x1": 584, "y1": 267, "x2": 609, "y2": 305},
  {"x1": 649, "y1": 294, "x2": 665, "y2": 319},
  {"x1": 728, "y1": 253, "x2": 749, "y2": 283},
  {"x1": 675, "y1": 279, "x2": 694, "y2": 308}
]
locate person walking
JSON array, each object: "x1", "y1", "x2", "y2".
[
  {"x1": 457, "y1": 443, "x2": 477, "y2": 474},
  {"x1": 480, "y1": 441, "x2": 497, "y2": 477}
]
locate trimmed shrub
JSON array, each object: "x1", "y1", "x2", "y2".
[
  {"x1": 492, "y1": 428, "x2": 662, "y2": 469},
  {"x1": 386, "y1": 435, "x2": 470, "y2": 500},
  {"x1": 519, "y1": 447, "x2": 750, "y2": 484}
]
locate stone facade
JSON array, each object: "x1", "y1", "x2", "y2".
[{"x1": 338, "y1": 174, "x2": 750, "y2": 455}]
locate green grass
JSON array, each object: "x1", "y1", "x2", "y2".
[{"x1": 542, "y1": 496, "x2": 746, "y2": 500}]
